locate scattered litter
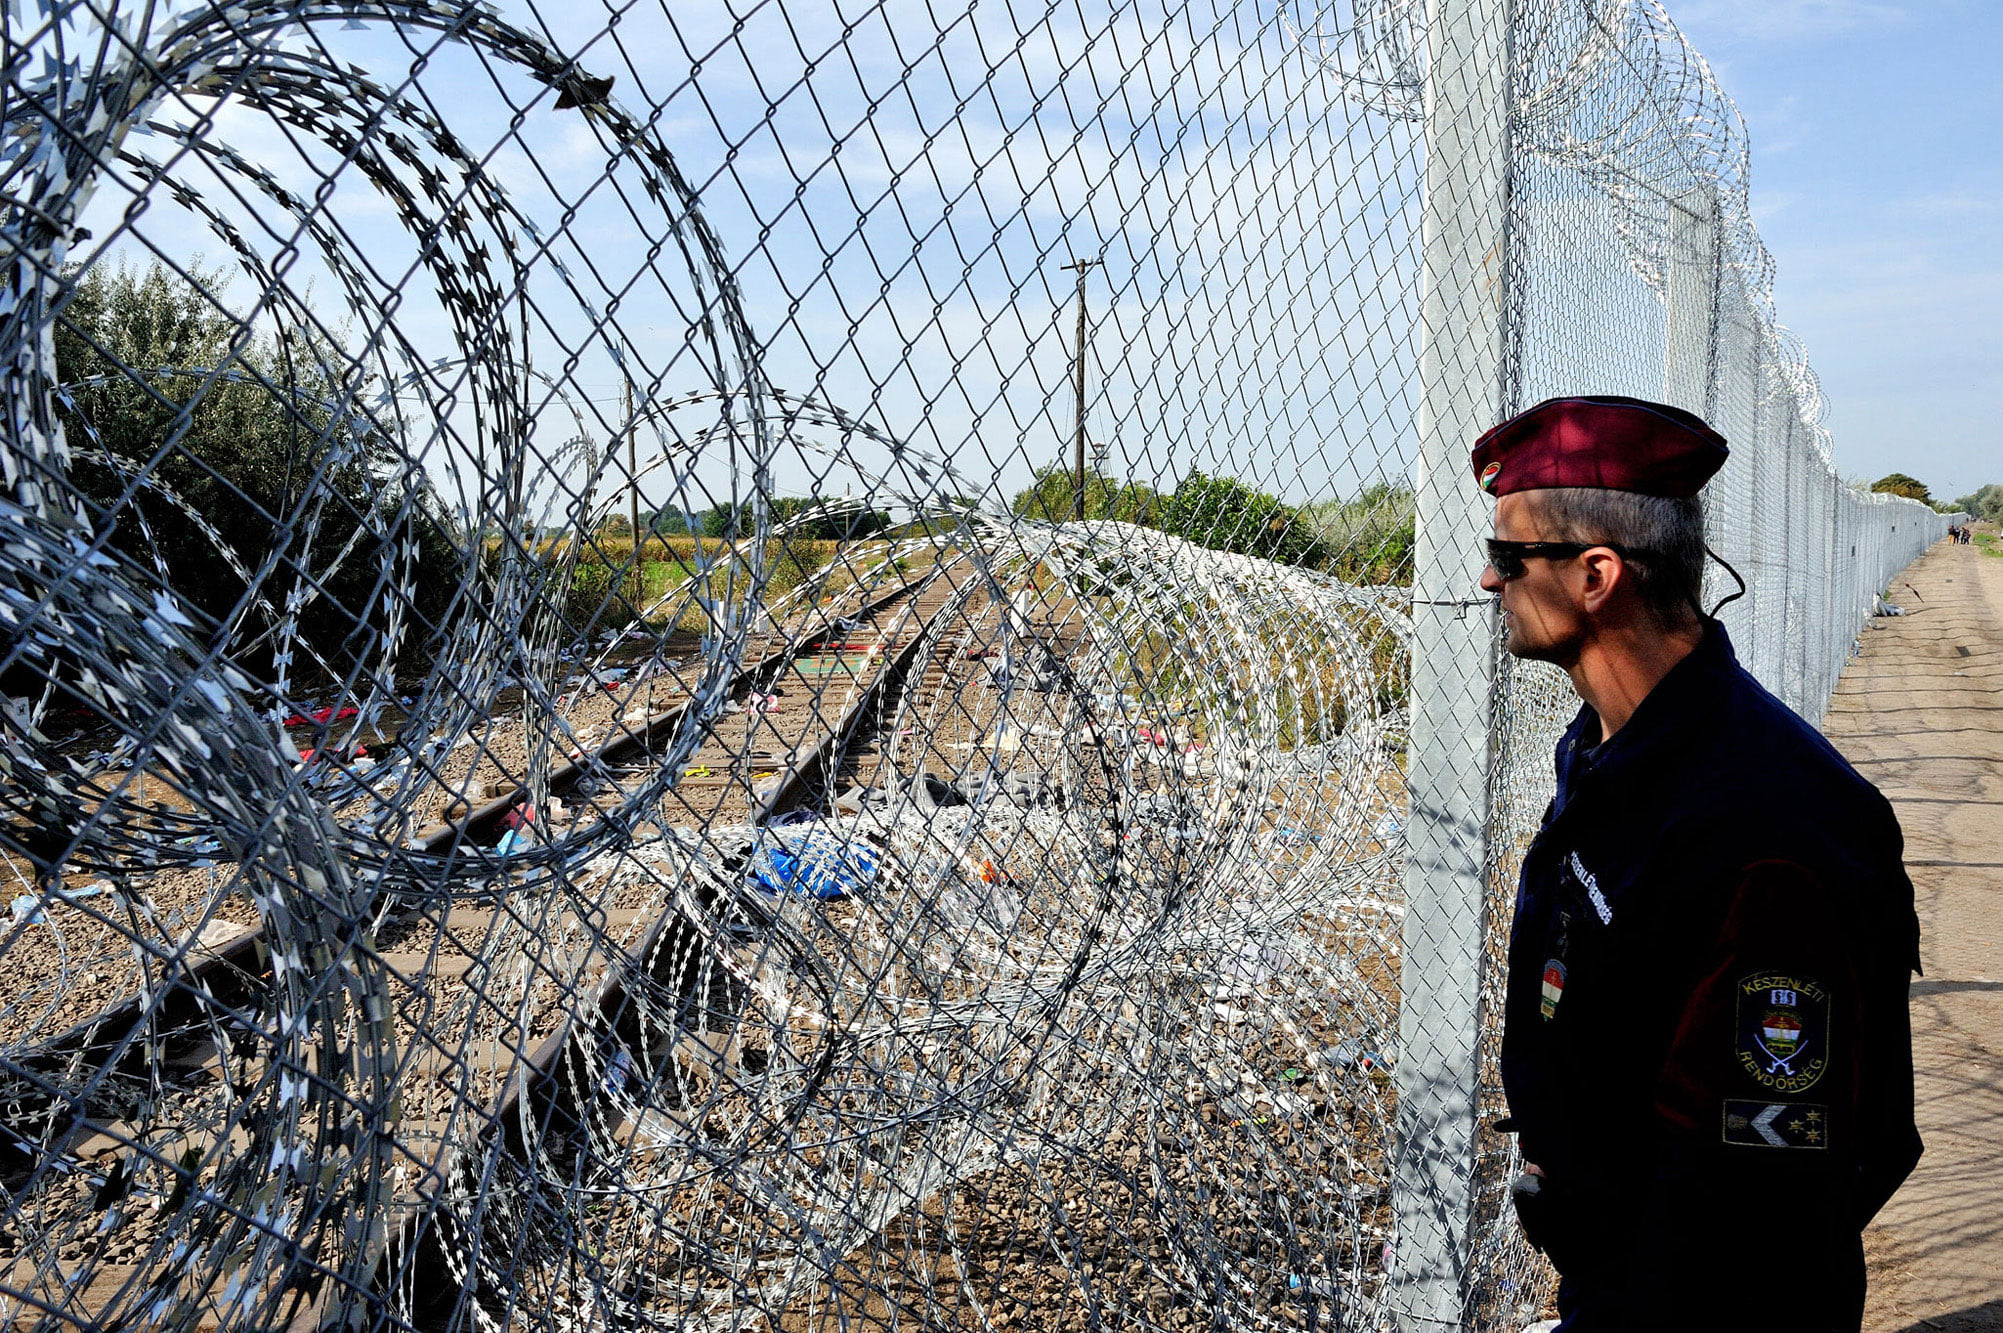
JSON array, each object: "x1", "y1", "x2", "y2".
[
  {"x1": 299, "y1": 744, "x2": 369, "y2": 766},
  {"x1": 796, "y1": 654, "x2": 874, "y2": 676},
  {"x1": 282, "y1": 705, "x2": 359, "y2": 728},
  {"x1": 11, "y1": 880, "x2": 112, "y2": 924},
  {"x1": 748, "y1": 829, "x2": 879, "y2": 900},
  {"x1": 601, "y1": 1049, "x2": 637, "y2": 1098},
  {"x1": 1329, "y1": 1038, "x2": 1386, "y2": 1072}
]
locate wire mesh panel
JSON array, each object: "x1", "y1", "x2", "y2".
[
  {"x1": 0, "y1": 0, "x2": 1950, "y2": 1330},
  {"x1": 1459, "y1": 2, "x2": 1948, "y2": 1315}
]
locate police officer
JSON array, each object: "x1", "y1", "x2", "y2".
[{"x1": 1476, "y1": 397, "x2": 1921, "y2": 1329}]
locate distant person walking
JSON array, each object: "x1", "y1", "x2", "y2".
[{"x1": 1475, "y1": 396, "x2": 1922, "y2": 1331}]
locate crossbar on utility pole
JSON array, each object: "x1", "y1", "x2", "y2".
[
  {"x1": 1062, "y1": 258, "x2": 1101, "y2": 521},
  {"x1": 1390, "y1": 0, "x2": 1513, "y2": 1324}
]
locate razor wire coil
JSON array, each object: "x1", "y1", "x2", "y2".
[{"x1": 0, "y1": 0, "x2": 1952, "y2": 1329}]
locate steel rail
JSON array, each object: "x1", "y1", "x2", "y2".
[{"x1": 380, "y1": 559, "x2": 971, "y2": 1324}]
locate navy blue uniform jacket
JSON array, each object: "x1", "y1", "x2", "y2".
[{"x1": 1500, "y1": 621, "x2": 1921, "y2": 1328}]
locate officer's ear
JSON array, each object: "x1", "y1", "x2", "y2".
[{"x1": 1576, "y1": 545, "x2": 1628, "y2": 616}]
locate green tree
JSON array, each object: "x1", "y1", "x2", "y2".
[
  {"x1": 1870, "y1": 472, "x2": 1932, "y2": 503},
  {"x1": 1010, "y1": 464, "x2": 1156, "y2": 523},
  {"x1": 644, "y1": 506, "x2": 694, "y2": 536},
  {"x1": 699, "y1": 501, "x2": 746, "y2": 538},
  {"x1": 1950, "y1": 484, "x2": 2003, "y2": 524},
  {"x1": 1152, "y1": 469, "x2": 1325, "y2": 567},
  {"x1": 52, "y1": 259, "x2": 458, "y2": 678},
  {"x1": 1311, "y1": 481, "x2": 1415, "y2": 585},
  {"x1": 686, "y1": 497, "x2": 889, "y2": 540},
  {"x1": 769, "y1": 495, "x2": 892, "y2": 539}
]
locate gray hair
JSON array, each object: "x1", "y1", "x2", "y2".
[{"x1": 1526, "y1": 487, "x2": 1706, "y2": 625}]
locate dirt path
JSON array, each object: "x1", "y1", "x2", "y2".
[{"x1": 1821, "y1": 531, "x2": 2003, "y2": 1332}]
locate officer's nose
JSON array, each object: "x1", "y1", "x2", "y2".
[{"x1": 1479, "y1": 562, "x2": 1504, "y2": 595}]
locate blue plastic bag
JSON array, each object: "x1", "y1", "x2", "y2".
[{"x1": 748, "y1": 833, "x2": 879, "y2": 900}]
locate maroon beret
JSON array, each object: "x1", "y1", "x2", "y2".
[{"x1": 1470, "y1": 395, "x2": 1728, "y2": 498}]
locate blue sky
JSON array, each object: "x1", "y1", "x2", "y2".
[
  {"x1": 1670, "y1": 0, "x2": 2002, "y2": 504},
  {"x1": 68, "y1": 0, "x2": 1991, "y2": 520}
]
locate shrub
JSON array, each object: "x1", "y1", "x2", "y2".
[
  {"x1": 1311, "y1": 483, "x2": 1415, "y2": 585},
  {"x1": 52, "y1": 259, "x2": 460, "y2": 680},
  {"x1": 1152, "y1": 470, "x2": 1326, "y2": 567},
  {"x1": 1011, "y1": 464, "x2": 1157, "y2": 523}
]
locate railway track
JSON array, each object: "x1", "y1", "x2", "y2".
[
  {"x1": 378, "y1": 554, "x2": 993, "y2": 1324},
  {"x1": 0, "y1": 543, "x2": 996, "y2": 1327},
  {"x1": 5, "y1": 524, "x2": 1416, "y2": 1333}
]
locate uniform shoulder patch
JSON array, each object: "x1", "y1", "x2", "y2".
[
  {"x1": 1723, "y1": 1099, "x2": 1828, "y2": 1150},
  {"x1": 1735, "y1": 973, "x2": 1829, "y2": 1093}
]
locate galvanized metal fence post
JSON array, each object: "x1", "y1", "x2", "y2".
[
  {"x1": 1664, "y1": 187, "x2": 1720, "y2": 418},
  {"x1": 1390, "y1": 0, "x2": 1513, "y2": 1322}
]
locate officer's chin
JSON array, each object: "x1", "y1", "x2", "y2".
[{"x1": 1500, "y1": 622, "x2": 1552, "y2": 662}]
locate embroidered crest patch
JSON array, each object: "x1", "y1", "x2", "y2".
[
  {"x1": 1722, "y1": 1099, "x2": 1829, "y2": 1150},
  {"x1": 1735, "y1": 973, "x2": 1829, "y2": 1093},
  {"x1": 1480, "y1": 461, "x2": 1502, "y2": 492},
  {"x1": 1539, "y1": 958, "x2": 1566, "y2": 1021}
]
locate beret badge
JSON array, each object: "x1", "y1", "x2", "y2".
[{"x1": 1480, "y1": 461, "x2": 1502, "y2": 493}]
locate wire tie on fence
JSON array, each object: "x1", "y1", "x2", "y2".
[{"x1": 1411, "y1": 596, "x2": 1492, "y2": 621}]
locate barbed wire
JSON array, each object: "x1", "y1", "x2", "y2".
[{"x1": 1, "y1": 0, "x2": 1949, "y2": 1329}]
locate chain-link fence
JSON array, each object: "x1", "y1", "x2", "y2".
[{"x1": 0, "y1": 0, "x2": 1949, "y2": 1329}]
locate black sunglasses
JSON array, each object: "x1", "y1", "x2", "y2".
[{"x1": 1484, "y1": 539, "x2": 1639, "y2": 581}]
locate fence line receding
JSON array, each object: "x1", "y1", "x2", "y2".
[{"x1": 0, "y1": 0, "x2": 1949, "y2": 1328}]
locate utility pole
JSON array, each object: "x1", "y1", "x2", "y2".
[
  {"x1": 1062, "y1": 258, "x2": 1100, "y2": 521},
  {"x1": 625, "y1": 377, "x2": 642, "y2": 599}
]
